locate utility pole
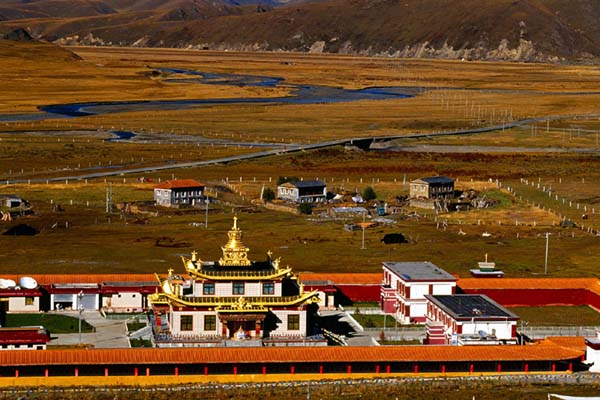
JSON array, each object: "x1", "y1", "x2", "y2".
[
  {"x1": 205, "y1": 197, "x2": 209, "y2": 229},
  {"x1": 77, "y1": 291, "x2": 84, "y2": 346},
  {"x1": 544, "y1": 232, "x2": 550, "y2": 275},
  {"x1": 105, "y1": 183, "x2": 112, "y2": 213},
  {"x1": 360, "y1": 212, "x2": 366, "y2": 250}
]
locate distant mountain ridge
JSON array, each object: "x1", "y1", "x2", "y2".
[{"x1": 1, "y1": 0, "x2": 599, "y2": 62}]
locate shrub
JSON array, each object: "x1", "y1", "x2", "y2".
[
  {"x1": 362, "y1": 186, "x2": 377, "y2": 201},
  {"x1": 298, "y1": 203, "x2": 313, "y2": 215},
  {"x1": 262, "y1": 187, "x2": 275, "y2": 202}
]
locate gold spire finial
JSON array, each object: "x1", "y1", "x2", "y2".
[{"x1": 219, "y1": 216, "x2": 251, "y2": 266}]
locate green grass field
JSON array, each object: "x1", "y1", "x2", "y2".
[
  {"x1": 508, "y1": 306, "x2": 600, "y2": 326},
  {"x1": 351, "y1": 313, "x2": 397, "y2": 329},
  {"x1": 4, "y1": 313, "x2": 95, "y2": 333}
]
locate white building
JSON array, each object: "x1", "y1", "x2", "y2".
[
  {"x1": 424, "y1": 294, "x2": 519, "y2": 345},
  {"x1": 409, "y1": 176, "x2": 455, "y2": 200},
  {"x1": 585, "y1": 333, "x2": 600, "y2": 372},
  {"x1": 381, "y1": 261, "x2": 457, "y2": 324},
  {"x1": 0, "y1": 327, "x2": 51, "y2": 350},
  {"x1": 8, "y1": 295, "x2": 40, "y2": 313},
  {"x1": 277, "y1": 180, "x2": 326, "y2": 204},
  {"x1": 149, "y1": 217, "x2": 323, "y2": 347},
  {"x1": 154, "y1": 179, "x2": 205, "y2": 208}
]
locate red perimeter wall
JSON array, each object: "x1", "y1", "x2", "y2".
[
  {"x1": 326, "y1": 280, "x2": 600, "y2": 309},
  {"x1": 462, "y1": 288, "x2": 600, "y2": 309},
  {"x1": 335, "y1": 284, "x2": 381, "y2": 302}
]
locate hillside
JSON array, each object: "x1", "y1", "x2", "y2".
[{"x1": 1, "y1": 0, "x2": 599, "y2": 62}]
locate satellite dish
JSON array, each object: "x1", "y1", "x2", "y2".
[
  {"x1": 0, "y1": 279, "x2": 16, "y2": 289},
  {"x1": 19, "y1": 277, "x2": 38, "y2": 289}
]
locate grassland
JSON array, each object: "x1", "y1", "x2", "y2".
[
  {"x1": 2, "y1": 151, "x2": 599, "y2": 278},
  {"x1": 0, "y1": 44, "x2": 599, "y2": 279},
  {"x1": 508, "y1": 306, "x2": 600, "y2": 326},
  {"x1": 4, "y1": 314, "x2": 94, "y2": 333}
]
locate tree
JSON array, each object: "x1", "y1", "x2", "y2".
[
  {"x1": 262, "y1": 187, "x2": 275, "y2": 202},
  {"x1": 298, "y1": 203, "x2": 313, "y2": 215},
  {"x1": 362, "y1": 186, "x2": 377, "y2": 202}
]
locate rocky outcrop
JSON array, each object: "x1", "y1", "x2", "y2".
[
  {"x1": 2, "y1": 27, "x2": 34, "y2": 41},
  {"x1": 7, "y1": 0, "x2": 598, "y2": 63}
]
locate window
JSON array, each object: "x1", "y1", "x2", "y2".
[
  {"x1": 203, "y1": 283, "x2": 215, "y2": 295},
  {"x1": 288, "y1": 315, "x2": 300, "y2": 330},
  {"x1": 180, "y1": 315, "x2": 193, "y2": 331},
  {"x1": 25, "y1": 297, "x2": 34, "y2": 306},
  {"x1": 262, "y1": 283, "x2": 274, "y2": 295},
  {"x1": 204, "y1": 315, "x2": 216, "y2": 331},
  {"x1": 233, "y1": 282, "x2": 245, "y2": 295}
]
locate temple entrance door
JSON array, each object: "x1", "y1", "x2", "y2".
[{"x1": 228, "y1": 321, "x2": 254, "y2": 339}]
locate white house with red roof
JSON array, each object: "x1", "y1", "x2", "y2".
[
  {"x1": 154, "y1": 179, "x2": 205, "y2": 208},
  {"x1": 0, "y1": 327, "x2": 51, "y2": 350}
]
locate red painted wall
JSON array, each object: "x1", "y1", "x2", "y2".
[
  {"x1": 304, "y1": 284, "x2": 380, "y2": 303},
  {"x1": 462, "y1": 288, "x2": 598, "y2": 308},
  {"x1": 327, "y1": 281, "x2": 600, "y2": 308},
  {"x1": 336, "y1": 285, "x2": 381, "y2": 302}
]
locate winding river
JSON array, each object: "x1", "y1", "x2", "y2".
[{"x1": 0, "y1": 69, "x2": 414, "y2": 122}]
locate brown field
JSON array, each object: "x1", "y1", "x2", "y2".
[
  {"x1": 2, "y1": 148, "x2": 599, "y2": 278},
  {"x1": 0, "y1": 44, "x2": 599, "y2": 278},
  {"x1": 3, "y1": 46, "x2": 600, "y2": 144}
]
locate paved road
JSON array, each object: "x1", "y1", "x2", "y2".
[
  {"x1": 51, "y1": 311, "x2": 130, "y2": 348},
  {"x1": 378, "y1": 144, "x2": 600, "y2": 154},
  {"x1": 2, "y1": 113, "x2": 599, "y2": 185}
]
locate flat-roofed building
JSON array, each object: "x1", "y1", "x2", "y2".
[
  {"x1": 381, "y1": 261, "x2": 457, "y2": 324},
  {"x1": 424, "y1": 294, "x2": 519, "y2": 345}
]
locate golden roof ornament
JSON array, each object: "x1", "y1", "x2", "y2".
[{"x1": 219, "y1": 216, "x2": 251, "y2": 266}]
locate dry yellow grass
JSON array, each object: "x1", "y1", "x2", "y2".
[
  {"x1": 1, "y1": 45, "x2": 599, "y2": 278},
  {"x1": 3, "y1": 45, "x2": 600, "y2": 146}
]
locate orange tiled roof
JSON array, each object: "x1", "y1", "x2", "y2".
[
  {"x1": 300, "y1": 273, "x2": 381, "y2": 285},
  {"x1": 0, "y1": 344, "x2": 582, "y2": 366},
  {"x1": 540, "y1": 336, "x2": 587, "y2": 353},
  {"x1": 0, "y1": 274, "x2": 159, "y2": 285},
  {"x1": 2, "y1": 273, "x2": 379, "y2": 286},
  {"x1": 458, "y1": 278, "x2": 600, "y2": 291},
  {"x1": 154, "y1": 179, "x2": 204, "y2": 190}
]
